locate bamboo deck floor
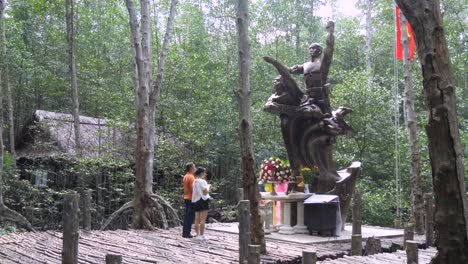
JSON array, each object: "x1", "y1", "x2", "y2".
[
  {"x1": 0, "y1": 227, "x2": 437, "y2": 263},
  {"x1": 318, "y1": 247, "x2": 437, "y2": 263},
  {"x1": 0, "y1": 227, "x2": 347, "y2": 264}
]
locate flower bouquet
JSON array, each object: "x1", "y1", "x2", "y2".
[
  {"x1": 259, "y1": 157, "x2": 293, "y2": 195},
  {"x1": 299, "y1": 165, "x2": 319, "y2": 192}
]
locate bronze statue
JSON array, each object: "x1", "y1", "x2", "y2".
[{"x1": 263, "y1": 21, "x2": 352, "y2": 188}]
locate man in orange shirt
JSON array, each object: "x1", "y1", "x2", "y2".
[{"x1": 182, "y1": 162, "x2": 196, "y2": 238}]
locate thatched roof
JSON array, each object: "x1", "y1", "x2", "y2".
[{"x1": 16, "y1": 110, "x2": 135, "y2": 160}]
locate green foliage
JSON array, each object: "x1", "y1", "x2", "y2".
[
  {"x1": 1, "y1": 0, "x2": 466, "y2": 230},
  {"x1": 0, "y1": 223, "x2": 18, "y2": 235},
  {"x1": 359, "y1": 180, "x2": 411, "y2": 226},
  {"x1": 332, "y1": 69, "x2": 395, "y2": 177},
  {"x1": 3, "y1": 155, "x2": 137, "y2": 229}
]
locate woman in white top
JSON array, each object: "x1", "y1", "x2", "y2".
[{"x1": 191, "y1": 167, "x2": 211, "y2": 240}]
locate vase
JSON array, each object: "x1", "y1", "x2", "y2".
[{"x1": 296, "y1": 176, "x2": 304, "y2": 192}]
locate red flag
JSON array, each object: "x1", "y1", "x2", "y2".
[{"x1": 395, "y1": 6, "x2": 415, "y2": 60}]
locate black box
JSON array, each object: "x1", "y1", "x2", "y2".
[{"x1": 303, "y1": 195, "x2": 339, "y2": 237}]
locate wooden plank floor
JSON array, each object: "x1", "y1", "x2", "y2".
[
  {"x1": 318, "y1": 247, "x2": 437, "y2": 264},
  {"x1": 0, "y1": 227, "x2": 348, "y2": 263}
]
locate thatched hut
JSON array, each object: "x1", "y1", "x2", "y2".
[
  {"x1": 10, "y1": 110, "x2": 137, "y2": 229},
  {"x1": 15, "y1": 110, "x2": 135, "y2": 160},
  {"x1": 14, "y1": 109, "x2": 137, "y2": 191},
  {"x1": 10, "y1": 110, "x2": 188, "y2": 230}
]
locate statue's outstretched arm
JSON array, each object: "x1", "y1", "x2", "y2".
[
  {"x1": 263, "y1": 56, "x2": 303, "y2": 100},
  {"x1": 289, "y1": 64, "x2": 304, "y2": 75},
  {"x1": 320, "y1": 21, "x2": 335, "y2": 85}
]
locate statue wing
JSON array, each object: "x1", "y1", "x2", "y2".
[{"x1": 263, "y1": 56, "x2": 304, "y2": 101}]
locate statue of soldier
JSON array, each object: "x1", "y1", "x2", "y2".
[{"x1": 263, "y1": 21, "x2": 352, "y2": 185}]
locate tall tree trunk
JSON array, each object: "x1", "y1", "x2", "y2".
[
  {"x1": 0, "y1": 1, "x2": 4, "y2": 209},
  {"x1": 127, "y1": 0, "x2": 140, "y2": 111},
  {"x1": 395, "y1": 1, "x2": 468, "y2": 263},
  {"x1": 126, "y1": 0, "x2": 177, "y2": 230},
  {"x1": 365, "y1": 0, "x2": 372, "y2": 73},
  {"x1": 399, "y1": 12, "x2": 424, "y2": 235},
  {"x1": 151, "y1": 0, "x2": 176, "y2": 102},
  {"x1": 150, "y1": 0, "x2": 177, "y2": 161},
  {"x1": 235, "y1": 0, "x2": 266, "y2": 253},
  {"x1": 0, "y1": 9, "x2": 15, "y2": 158},
  {"x1": 127, "y1": 0, "x2": 154, "y2": 229},
  {"x1": 0, "y1": 0, "x2": 33, "y2": 232},
  {"x1": 65, "y1": 0, "x2": 81, "y2": 157}
]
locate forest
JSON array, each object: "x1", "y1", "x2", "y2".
[{"x1": 0, "y1": 0, "x2": 466, "y2": 236}]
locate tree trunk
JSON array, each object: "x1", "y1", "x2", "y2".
[
  {"x1": 65, "y1": 0, "x2": 81, "y2": 157},
  {"x1": 149, "y1": 0, "x2": 177, "y2": 165},
  {"x1": 0, "y1": 0, "x2": 33, "y2": 232},
  {"x1": 235, "y1": 0, "x2": 266, "y2": 254},
  {"x1": 365, "y1": 0, "x2": 372, "y2": 73},
  {"x1": 125, "y1": 0, "x2": 177, "y2": 230},
  {"x1": 127, "y1": 0, "x2": 139, "y2": 111},
  {"x1": 151, "y1": 0, "x2": 177, "y2": 102},
  {"x1": 0, "y1": 5, "x2": 15, "y2": 158},
  {"x1": 399, "y1": 12, "x2": 424, "y2": 235},
  {"x1": 127, "y1": 0, "x2": 154, "y2": 229},
  {"x1": 395, "y1": 1, "x2": 468, "y2": 263}
]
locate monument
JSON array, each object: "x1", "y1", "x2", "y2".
[{"x1": 263, "y1": 22, "x2": 359, "y2": 229}]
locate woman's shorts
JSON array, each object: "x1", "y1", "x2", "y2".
[{"x1": 194, "y1": 199, "x2": 210, "y2": 212}]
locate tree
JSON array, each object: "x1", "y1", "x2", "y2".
[
  {"x1": 0, "y1": 0, "x2": 33, "y2": 232},
  {"x1": 364, "y1": 0, "x2": 372, "y2": 73},
  {"x1": 101, "y1": 0, "x2": 179, "y2": 230},
  {"x1": 235, "y1": 0, "x2": 266, "y2": 253},
  {"x1": 399, "y1": 11, "x2": 424, "y2": 234},
  {"x1": 395, "y1": 0, "x2": 468, "y2": 262},
  {"x1": 0, "y1": 1, "x2": 15, "y2": 158},
  {"x1": 65, "y1": 0, "x2": 81, "y2": 156}
]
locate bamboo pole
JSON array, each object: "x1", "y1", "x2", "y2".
[
  {"x1": 404, "y1": 223, "x2": 414, "y2": 249},
  {"x1": 302, "y1": 250, "x2": 317, "y2": 264},
  {"x1": 81, "y1": 189, "x2": 92, "y2": 230},
  {"x1": 365, "y1": 237, "x2": 381, "y2": 255},
  {"x1": 406, "y1": 240, "x2": 418, "y2": 264},
  {"x1": 248, "y1": 244, "x2": 260, "y2": 264},
  {"x1": 239, "y1": 200, "x2": 250, "y2": 264},
  {"x1": 351, "y1": 234, "x2": 362, "y2": 256},
  {"x1": 352, "y1": 190, "x2": 362, "y2": 236},
  {"x1": 62, "y1": 193, "x2": 80, "y2": 264},
  {"x1": 238, "y1": 188, "x2": 244, "y2": 203},
  {"x1": 105, "y1": 254, "x2": 122, "y2": 264}
]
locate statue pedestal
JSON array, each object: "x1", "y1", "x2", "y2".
[
  {"x1": 279, "y1": 202, "x2": 294, "y2": 234},
  {"x1": 293, "y1": 202, "x2": 308, "y2": 234},
  {"x1": 260, "y1": 192, "x2": 314, "y2": 235}
]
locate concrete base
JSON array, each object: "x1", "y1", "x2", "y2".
[
  {"x1": 279, "y1": 225, "x2": 295, "y2": 235},
  {"x1": 293, "y1": 225, "x2": 309, "y2": 234},
  {"x1": 207, "y1": 223, "x2": 405, "y2": 244},
  {"x1": 273, "y1": 224, "x2": 282, "y2": 232}
]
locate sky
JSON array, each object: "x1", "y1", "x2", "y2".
[{"x1": 316, "y1": 0, "x2": 360, "y2": 18}]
